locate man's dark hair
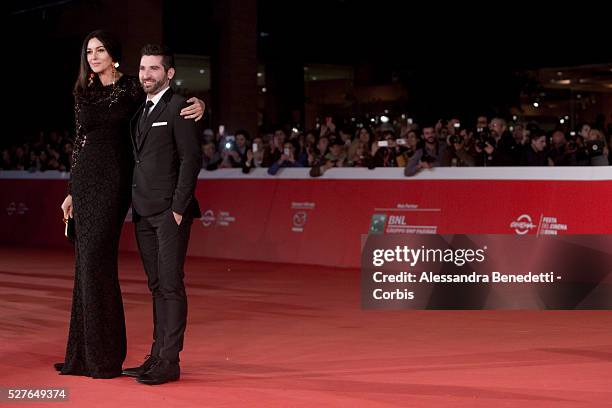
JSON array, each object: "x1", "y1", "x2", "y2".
[
  {"x1": 529, "y1": 128, "x2": 546, "y2": 141},
  {"x1": 382, "y1": 129, "x2": 396, "y2": 138},
  {"x1": 235, "y1": 129, "x2": 251, "y2": 140},
  {"x1": 140, "y1": 44, "x2": 175, "y2": 71}
]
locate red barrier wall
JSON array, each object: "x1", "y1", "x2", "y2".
[{"x1": 2, "y1": 168, "x2": 611, "y2": 267}]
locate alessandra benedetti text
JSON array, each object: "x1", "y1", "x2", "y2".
[{"x1": 372, "y1": 271, "x2": 558, "y2": 283}]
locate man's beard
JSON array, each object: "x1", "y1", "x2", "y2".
[{"x1": 141, "y1": 77, "x2": 167, "y2": 94}]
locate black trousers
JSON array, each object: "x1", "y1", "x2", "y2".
[{"x1": 134, "y1": 208, "x2": 193, "y2": 363}]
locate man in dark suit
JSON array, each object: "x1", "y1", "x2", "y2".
[{"x1": 122, "y1": 44, "x2": 202, "y2": 385}]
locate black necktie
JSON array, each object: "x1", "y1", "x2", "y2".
[{"x1": 137, "y1": 100, "x2": 154, "y2": 145}]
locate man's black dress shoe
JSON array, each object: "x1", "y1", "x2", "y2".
[
  {"x1": 122, "y1": 354, "x2": 160, "y2": 377},
  {"x1": 136, "y1": 359, "x2": 180, "y2": 385}
]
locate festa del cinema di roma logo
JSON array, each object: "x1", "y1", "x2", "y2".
[
  {"x1": 6, "y1": 202, "x2": 29, "y2": 216},
  {"x1": 509, "y1": 213, "x2": 568, "y2": 236},
  {"x1": 199, "y1": 209, "x2": 235, "y2": 227},
  {"x1": 201, "y1": 209, "x2": 216, "y2": 227},
  {"x1": 510, "y1": 214, "x2": 536, "y2": 235}
]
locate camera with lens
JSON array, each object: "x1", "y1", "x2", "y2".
[
  {"x1": 223, "y1": 135, "x2": 235, "y2": 150},
  {"x1": 585, "y1": 140, "x2": 604, "y2": 157},
  {"x1": 449, "y1": 134, "x2": 463, "y2": 145},
  {"x1": 474, "y1": 128, "x2": 496, "y2": 150},
  {"x1": 421, "y1": 153, "x2": 436, "y2": 163}
]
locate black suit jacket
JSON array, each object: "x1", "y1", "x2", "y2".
[{"x1": 130, "y1": 87, "x2": 202, "y2": 218}]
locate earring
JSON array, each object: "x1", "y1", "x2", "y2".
[
  {"x1": 88, "y1": 72, "x2": 95, "y2": 87},
  {"x1": 111, "y1": 62, "x2": 117, "y2": 84}
]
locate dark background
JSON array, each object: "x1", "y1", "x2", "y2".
[{"x1": 7, "y1": 0, "x2": 612, "y2": 138}]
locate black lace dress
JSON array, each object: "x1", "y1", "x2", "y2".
[{"x1": 58, "y1": 75, "x2": 144, "y2": 378}]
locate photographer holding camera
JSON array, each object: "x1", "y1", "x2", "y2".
[
  {"x1": 584, "y1": 128, "x2": 610, "y2": 166},
  {"x1": 404, "y1": 125, "x2": 447, "y2": 176},
  {"x1": 441, "y1": 127, "x2": 476, "y2": 167},
  {"x1": 473, "y1": 126, "x2": 498, "y2": 166}
]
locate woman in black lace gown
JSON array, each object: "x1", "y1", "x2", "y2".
[{"x1": 56, "y1": 30, "x2": 204, "y2": 378}]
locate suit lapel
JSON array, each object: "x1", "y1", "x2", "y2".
[
  {"x1": 130, "y1": 101, "x2": 145, "y2": 155},
  {"x1": 136, "y1": 88, "x2": 174, "y2": 151}
]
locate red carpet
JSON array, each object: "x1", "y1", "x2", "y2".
[{"x1": 1, "y1": 247, "x2": 611, "y2": 407}]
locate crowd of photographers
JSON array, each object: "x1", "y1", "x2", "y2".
[
  {"x1": 203, "y1": 116, "x2": 611, "y2": 177},
  {"x1": 3, "y1": 116, "x2": 610, "y2": 176}
]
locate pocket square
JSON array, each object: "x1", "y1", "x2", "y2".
[{"x1": 152, "y1": 121, "x2": 168, "y2": 127}]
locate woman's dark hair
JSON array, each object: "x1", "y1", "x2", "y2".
[{"x1": 74, "y1": 30, "x2": 122, "y2": 95}]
